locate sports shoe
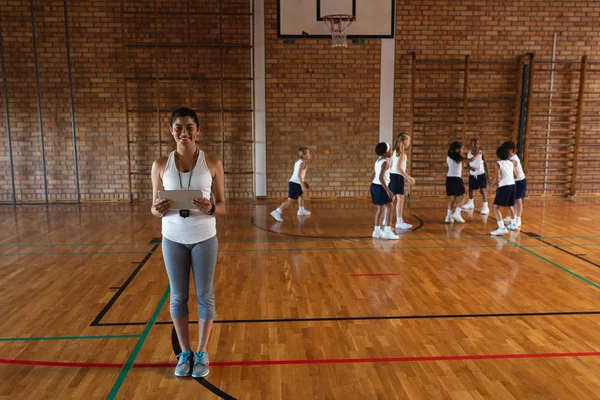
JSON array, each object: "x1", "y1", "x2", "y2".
[
  {"x1": 480, "y1": 206, "x2": 489, "y2": 215},
  {"x1": 192, "y1": 351, "x2": 209, "y2": 378},
  {"x1": 381, "y1": 230, "x2": 400, "y2": 240},
  {"x1": 503, "y1": 216, "x2": 512, "y2": 223},
  {"x1": 462, "y1": 200, "x2": 475, "y2": 209},
  {"x1": 174, "y1": 350, "x2": 192, "y2": 377},
  {"x1": 297, "y1": 209, "x2": 311, "y2": 216},
  {"x1": 491, "y1": 227, "x2": 509, "y2": 236},
  {"x1": 507, "y1": 222, "x2": 519, "y2": 231},
  {"x1": 372, "y1": 229, "x2": 382, "y2": 239},
  {"x1": 452, "y1": 212, "x2": 465, "y2": 223},
  {"x1": 395, "y1": 221, "x2": 412, "y2": 230},
  {"x1": 270, "y1": 210, "x2": 283, "y2": 222},
  {"x1": 444, "y1": 215, "x2": 453, "y2": 224}
]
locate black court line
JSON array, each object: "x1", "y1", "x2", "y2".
[
  {"x1": 171, "y1": 328, "x2": 237, "y2": 400},
  {"x1": 523, "y1": 231, "x2": 600, "y2": 270},
  {"x1": 251, "y1": 215, "x2": 424, "y2": 240},
  {"x1": 92, "y1": 310, "x2": 600, "y2": 327},
  {"x1": 90, "y1": 240, "x2": 160, "y2": 326}
]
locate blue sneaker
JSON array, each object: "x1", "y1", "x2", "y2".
[
  {"x1": 192, "y1": 352, "x2": 209, "y2": 378},
  {"x1": 174, "y1": 350, "x2": 192, "y2": 377}
]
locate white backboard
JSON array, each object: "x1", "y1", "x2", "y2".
[{"x1": 278, "y1": 0, "x2": 395, "y2": 38}]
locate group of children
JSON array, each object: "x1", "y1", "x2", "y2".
[
  {"x1": 270, "y1": 136, "x2": 526, "y2": 238},
  {"x1": 445, "y1": 139, "x2": 526, "y2": 235}
]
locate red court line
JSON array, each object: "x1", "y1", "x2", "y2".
[
  {"x1": 1, "y1": 351, "x2": 599, "y2": 369},
  {"x1": 350, "y1": 273, "x2": 401, "y2": 277}
]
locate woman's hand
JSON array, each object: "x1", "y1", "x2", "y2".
[
  {"x1": 153, "y1": 198, "x2": 172, "y2": 217},
  {"x1": 409, "y1": 177, "x2": 416, "y2": 185},
  {"x1": 193, "y1": 197, "x2": 215, "y2": 214}
]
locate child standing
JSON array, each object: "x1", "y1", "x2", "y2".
[
  {"x1": 270, "y1": 147, "x2": 311, "y2": 222},
  {"x1": 371, "y1": 142, "x2": 399, "y2": 240},
  {"x1": 390, "y1": 133, "x2": 416, "y2": 230},
  {"x1": 490, "y1": 146, "x2": 519, "y2": 236},
  {"x1": 462, "y1": 138, "x2": 490, "y2": 215},
  {"x1": 445, "y1": 141, "x2": 467, "y2": 224},
  {"x1": 502, "y1": 141, "x2": 526, "y2": 228}
]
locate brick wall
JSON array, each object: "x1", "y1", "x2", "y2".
[
  {"x1": 0, "y1": 0, "x2": 252, "y2": 202},
  {"x1": 2, "y1": 0, "x2": 600, "y2": 202}
]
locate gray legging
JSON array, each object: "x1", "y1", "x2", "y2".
[{"x1": 162, "y1": 235, "x2": 218, "y2": 320}]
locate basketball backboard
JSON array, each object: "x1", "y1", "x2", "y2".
[{"x1": 277, "y1": 0, "x2": 395, "y2": 38}]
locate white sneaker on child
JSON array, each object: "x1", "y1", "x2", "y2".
[
  {"x1": 507, "y1": 222, "x2": 519, "y2": 231},
  {"x1": 503, "y1": 216, "x2": 512, "y2": 223},
  {"x1": 395, "y1": 221, "x2": 412, "y2": 230},
  {"x1": 381, "y1": 229, "x2": 400, "y2": 240},
  {"x1": 444, "y1": 215, "x2": 453, "y2": 224},
  {"x1": 270, "y1": 210, "x2": 283, "y2": 222},
  {"x1": 452, "y1": 212, "x2": 465, "y2": 223},
  {"x1": 491, "y1": 227, "x2": 509, "y2": 236},
  {"x1": 372, "y1": 229, "x2": 382, "y2": 239},
  {"x1": 297, "y1": 209, "x2": 311, "y2": 216},
  {"x1": 462, "y1": 200, "x2": 475, "y2": 209},
  {"x1": 480, "y1": 206, "x2": 489, "y2": 215}
]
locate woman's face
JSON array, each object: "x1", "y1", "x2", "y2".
[{"x1": 170, "y1": 116, "x2": 198, "y2": 148}]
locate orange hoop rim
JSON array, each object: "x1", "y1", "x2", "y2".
[{"x1": 322, "y1": 14, "x2": 356, "y2": 32}]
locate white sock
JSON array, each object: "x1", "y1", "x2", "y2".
[
  {"x1": 299, "y1": 206, "x2": 304, "y2": 212},
  {"x1": 517, "y1": 216, "x2": 521, "y2": 224},
  {"x1": 498, "y1": 220, "x2": 505, "y2": 229},
  {"x1": 374, "y1": 225, "x2": 381, "y2": 231},
  {"x1": 454, "y1": 207, "x2": 461, "y2": 214},
  {"x1": 482, "y1": 202, "x2": 488, "y2": 208},
  {"x1": 447, "y1": 209, "x2": 452, "y2": 216},
  {"x1": 384, "y1": 226, "x2": 392, "y2": 232},
  {"x1": 276, "y1": 208, "x2": 282, "y2": 213}
]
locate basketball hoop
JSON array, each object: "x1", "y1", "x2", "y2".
[{"x1": 322, "y1": 14, "x2": 356, "y2": 48}]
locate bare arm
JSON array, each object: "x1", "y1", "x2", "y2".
[
  {"x1": 398, "y1": 153, "x2": 415, "y2": 185},
  {"x1": 511, "y1": 160, "x2": 518, "y2": 179},
  {"x1": 379, "y1": 161, "x2": 393, "y2": 198},
  {"x1": 193, "y1": 154, "x2": 226, "y2": 216},
  {"x1": 151, "y1": 157, "x2": 170, "y2": 218},
  {"x1": 298, "y1": 161, "x2": 308, "y2": 190}
]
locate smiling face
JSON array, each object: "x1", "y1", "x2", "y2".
[{"x1": 169, "y1": 116, "x2": 198, "y2": 148}]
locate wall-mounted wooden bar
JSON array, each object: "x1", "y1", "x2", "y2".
[{"x1": 570, "y1": 55, "x2": 587, "y2": 197}]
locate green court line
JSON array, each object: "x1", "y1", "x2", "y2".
[
  {"x1": 505, "y1": 239, "x2": 600, "y2": 290},
  {"x1": 106, "y1": 286, "x2": 170, "y2": 400},
  {"x1": 219, "y1": 244, "x2": 511, "y2": 253},
  {"x1": 0, "y1": 334, "x2": 141, "y2": 342},
  {"x1": 0, "y1": 251, "x2": 154, "y2": 257}
]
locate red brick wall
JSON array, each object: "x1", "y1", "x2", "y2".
[
  {"x1": 0, "y1": 0, "x2": 252, "y2": 202},
  {"x1": 2, "y1": 0, "x2": 600, "y2": 202}
]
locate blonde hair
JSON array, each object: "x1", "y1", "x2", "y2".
[
  {"x1": 298, "y1": 147, "x2": 309, "y2": 158},
  {"x1": 392, "y1": 133, "x2": 410, "y2": 155}
]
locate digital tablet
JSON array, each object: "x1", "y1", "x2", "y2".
[{"x1": 158, "y1": 190, "x2": 208, "y2": 210}]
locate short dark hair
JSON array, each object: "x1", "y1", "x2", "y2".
[
  {"x1": 502, "y1": 141, "x2": 516, "y2": 151},
  {"x1": 496, "y1": 145, "x2": 510, "y2": 160},
  {"x1": 170, "y1": 107, "x2": 199, "y2": 127},
  {"x1": 375, "y1": 142, "x2": 388, "y2": 156}
]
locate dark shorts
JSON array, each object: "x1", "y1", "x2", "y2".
[
  {"x1": 370, "y1": 183, "x2": 393, "y2": 205},
  {"x1": 446, "y1": 177, "x2": 465, "y2": 197},
  {"x1": 288, "y1": 182, "x2": 303, "y2": 200},
  {"x1": 515, "y1": 179, "x2": 527, "y2": 199},
  {"x1": 468, "y1": 174, "x2": 487, "y2": 190},
  {"x1": 494, "y1": 184, "x2": 516, "y2": 207},
  {"x1": 389, "y1": 173, "x2": 405, "y2": 195}
]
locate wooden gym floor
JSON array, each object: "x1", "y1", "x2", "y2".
[{"x1": 0, "y1": 198, "x2": 599, "y2": 399}]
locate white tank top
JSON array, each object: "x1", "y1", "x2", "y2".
[
  {"x1": 161, "y1": 150, "x2": 216, "y2": 244},
  {"x1": 497, "y1": 160, "x2": 516, "y2": 187},
  {"x1": 289, "y1": 159, "x2": 306, "y2": 184},
  {"x1": 446, "y1": 156, "x2": 462, "y2": 177},
  {"x1": 510, "y1": 154, "x2": 526, "y2": 181},
  {"x1": 372, "y1": 158, "x2": 390, "y2": 185},
  {"x1": 468, "y1": 152, "x2": 485, "y2": 176},
  {"x1": 390, "y1": 150, "x2": 407, "y2": 174}
]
